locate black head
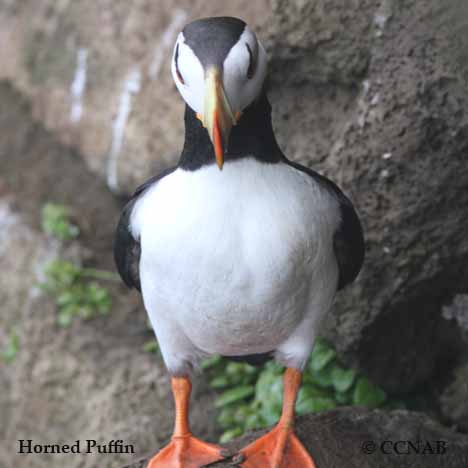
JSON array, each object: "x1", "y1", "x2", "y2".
[
  {"x1": 172, "y1": 17, "x2": 268, "y2": 168},
  {"x1": 182, "y1": 17, "x2": 246, "y2": 68}
]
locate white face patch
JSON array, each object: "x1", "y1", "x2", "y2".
[
  {"x1": 171, "y1": 27, "x2": 267, "y2": 116},
  {"x1": 222, "y1": 26, "x2": 268, "y2": 114},
  {"x1": 171, "y1": 32, "x2": 205, "y2": 114}
]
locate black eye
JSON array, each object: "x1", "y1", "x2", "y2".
[
  {"x1": 246, "y1": 43, "x2": 256, "y2": 79},
  {"x1": 175, "y1": 43, "x2": 185, "y2": 84}
]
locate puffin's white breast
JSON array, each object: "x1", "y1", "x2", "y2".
[{"x1": 131, "y1": 158, "x2": 340, "y2": 355}]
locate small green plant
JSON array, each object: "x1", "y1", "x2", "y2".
[
  {"x1": 142, "y1": 319, "x2": 161, "y2": 354},
  {"x1": 2, "y1": 331, "x2": 19, "y2": 364},
  {"x1": 204, "y1": 338, "x2": 388, "y2": 442},
  {"x1": 41, "y1": 203, "x2": 79, "y2": 240},
  {"x1": 39, "y1": 202, "x2": 118, "y2": 327},
  {"x1": 40, "y1": 260, "x2": 117, "y2": 326},
  {"x1": 143, "y1": 340, "x2": 159, "y2": 353}
]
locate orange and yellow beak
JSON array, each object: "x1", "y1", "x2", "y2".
[{"x1": 198, "y1": 67, "x2": 237, "y2": 170}]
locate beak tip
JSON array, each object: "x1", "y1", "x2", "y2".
[{"x1": 215, "y1": 150, "x2": 224, "y2": 170}]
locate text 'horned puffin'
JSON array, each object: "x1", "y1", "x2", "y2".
[{"x1": 114, "y1": 16, "x2": 364, "y2": 468}]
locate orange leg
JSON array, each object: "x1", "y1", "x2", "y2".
[
  {"x1": 239, "y1": 368, "x2": 316, "y2": 468},
  {"x1": 148, "y1": 376, "x2": 224, "y2": 468}
]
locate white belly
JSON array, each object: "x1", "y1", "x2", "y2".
[{"x1": 132, "y1": 158, "x2": 340, "y2": 356}]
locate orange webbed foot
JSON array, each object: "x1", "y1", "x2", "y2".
[
  {"x1": 147, "y1": 434, "x2": 224, "y2": 468},
  {"x1": 238, "y1": 424, "x2": 316, "y2": 468}
]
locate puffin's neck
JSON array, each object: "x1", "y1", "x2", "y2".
[{"x1": 178, "y1": 91, "x2": 283, "y2": 171}]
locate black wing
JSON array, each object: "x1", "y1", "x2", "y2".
[
  {"x1": 285, "y1": 160, "x2": 365, "y2": 290},
  {"x1": 113, "y1": 167, "x2": 176, "y2": 292}
]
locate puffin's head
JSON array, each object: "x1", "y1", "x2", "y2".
[{"x1": 172, "y1": 17, "x2": 268, "y2": 169}]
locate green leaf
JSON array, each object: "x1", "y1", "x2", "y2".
[
  {"x1": 256, "y1": 371, "x2": 283, "y2": 425},
  {"x1": 335, "y1": 389, "x2": 352, "y2": 405},
  {"x1": 245, "y1": 412, "x2": 263, "y2": 430},
  {"x1": 225, "y1": 362, "x2": 255, "y2": 383},
  {"x1": 259, "y1": 404, "x2": 281, "y2": 426},
  {"x1": 40, "y1": 258, "x2": 113, "y2": 327},
  {"x1": 41, "y1": 203, "x2": 79, "y2": 240},
  {"x1": 57, "y1": 311, "x2": 73, "y2": 327},
  {"x1": 210, "y1": 376, "x2": 230, "y2": 389},
  {"x1": 219, "y1": 427, "x2": 243, "y2": 443},
  {"x1": 233, "y1": 405, "x2": 255, "y2": 424},
  {"x1": 296, "y1": 385, "x2": 328, "y2": 402},
  {"x1": 331, "y1": 365, "x2": 356, "y2": 393},
  {"x1": 143, "y1": 341, "x2": 158, "y2": 353},
  {"x1": 215, "y1": 385, "x2": 255, "y2": 408},
  {"x1": 309, "y1": 365, "x2": 334, "y2": 389},
  {"x1": 296, "y1": 385, "x2": 336, "y2": 414},
  {"x1": 43, "y1": 260, "x2": 80, "y2": 288},
  {"x1": 204, "y1": 339, "x2": 393, "y2": 443},
  {"x1": 79, "y1": 304, "x2": 94, "y2": 319},
  {"x1": 56, "y1": 291, "x2": 76, "y2": 306},
  {"x1": 352, "y1": 377, "x2": 387, "y2": 408},
  {"x1": 296, "y1": 396, "x2": 337, "y2": 414},
  {"x1": 201, "y1": 355, "x2": 222, "y2": 369},
  {"x1": 255, "y1": 371, "x2": 283, "y2": 401},
  {"x1": 217, "y1": 407, "x2": 236, "y2": 428},
  {"x1": 264, "y1": 360, "x2": 284, "y2": 374},
  {"x1": 2, "y1": 332, "x2": 19, "y2": 363},
  {"x1": 309, "y1": 339, "x2": 337, "y2": 372}
]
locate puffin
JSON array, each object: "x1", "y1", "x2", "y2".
[{"x1": 114, "y1": 16, "x2": 364, "y2": 468}]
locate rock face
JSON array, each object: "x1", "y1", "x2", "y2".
[
  {"x1": 0, "y1": 0, "x2": 269, "y2": 194},
  {"x1": 122, "y1": 407, "x2": 468, "y2": 468},
  {"x1": 264, "y1": 0, "x2": 468, "y2": 395},
  {"x1": 440, "y1": 363, "x2": 468, "y2": 432},
  {"x1": 439, "y1": 295, "x2": 468, "y2": 431}
]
